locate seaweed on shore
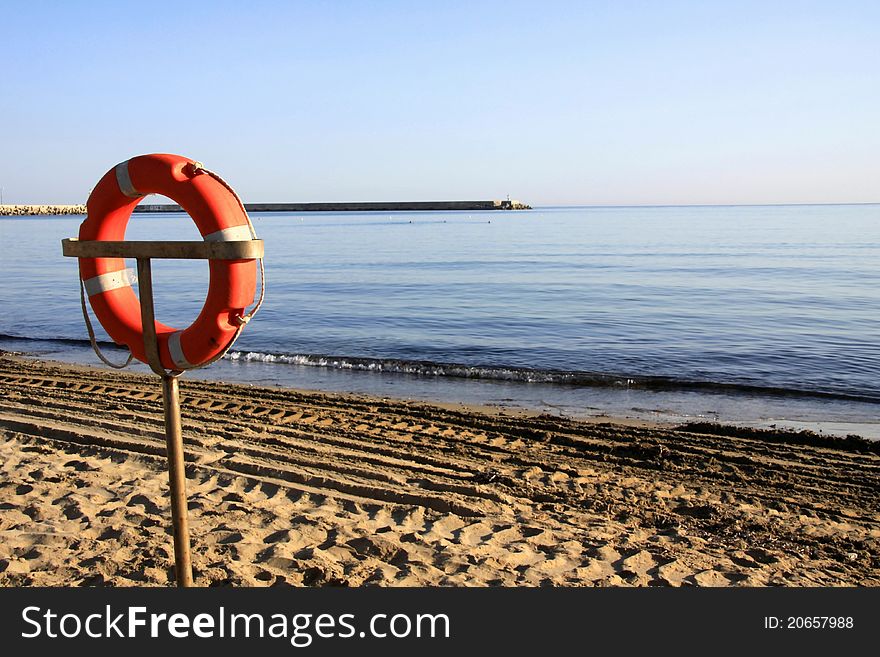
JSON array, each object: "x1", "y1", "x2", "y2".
[{"x1": 676, "y1": 421, "x2": 879, "y2": 455}]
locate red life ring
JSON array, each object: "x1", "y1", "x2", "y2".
[{"x1": 78, "y1": 153, "x2": 257, "y2": 371}]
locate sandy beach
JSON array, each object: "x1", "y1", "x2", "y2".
[{"x1": 0, "y1": 352, "x2": 877, "y2": 587}]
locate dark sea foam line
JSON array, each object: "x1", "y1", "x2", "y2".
[{"x1": 0, "y1": 333, "x2": 113, "y2": 348}]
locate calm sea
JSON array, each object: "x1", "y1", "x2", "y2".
[{"x1": 2, "y1": 204, "x2": 879, "y2": 437}]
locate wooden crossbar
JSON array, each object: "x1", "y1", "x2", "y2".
[{"x1": 61, "y1": 237, "x2": 264, "y2": 260}]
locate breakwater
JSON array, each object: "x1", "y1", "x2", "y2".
[
  {"x1": 134, "y1": 200, "x2": 531, "y2": 213},
  {"x1": 2, "y1": 199, "x2": 531, "y2": 216}
]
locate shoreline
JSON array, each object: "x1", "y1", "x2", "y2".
[
  {"x1": 1, "y1": 353, "x2": 877, "y2": 586},
  {"x1": 4, "y1": 336, "x2": 879, "y2": 440}
]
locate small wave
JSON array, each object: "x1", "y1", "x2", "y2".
[
  {"x1": 225, "y1": 350, "x2": 880, "y2": 404},
  {"x1": 226, "y1": 350, "x2": 629, "y2": 385}
]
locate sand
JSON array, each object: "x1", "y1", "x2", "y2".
[{"x1": 0, "y1": 352, "x2": 877, "y2": 587}]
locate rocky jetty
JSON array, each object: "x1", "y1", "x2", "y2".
[{"x1": 0, "y1": 205, "x2": 87, "y2": 216}]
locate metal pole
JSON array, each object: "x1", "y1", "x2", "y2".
[{"x1": 162, "y1": 374, "x2": 193, "y2": 587}]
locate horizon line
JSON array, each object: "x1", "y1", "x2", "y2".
[{"x1": 535, "y1": 201, "x2": 880, "y2": 209}]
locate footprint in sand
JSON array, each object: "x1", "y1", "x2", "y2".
[
  {"x1": 618, "y1": 550, "x2": 657, "y2": 577},
  {"x1": 453, "y1": 521, "x2": 493, "y2": 547},
  {"x1": 217, "y1": 531, "x2": 245, "y2": 545},
  {"x1": 97, "y1": 527, "x2": 124, "y2": 541},
  {"x1": 263, "y1": 529, "x2": 292, "y2": 544},
  {"x1": 126, "y1": 494, "x2": 163, "y2": 516},
  {"x1": 689, "y1": 569, "x2": 731, "y2": 587},
  {"x1": 346, "y1": 536, "x2": 409, "y2": 566},
  {"x1": 254, "y1": 547, "x2": 298, "y2": 571},
  {"x1": 656, "y1": 559, "x2": 693, "y2": 586},
  {"x1": 63, "y1": 459, "x2": 97, "y2": 472}
]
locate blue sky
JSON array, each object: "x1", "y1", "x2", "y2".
[{"x1": 1, "y1": 1, "x2": 877, "y2": 205}]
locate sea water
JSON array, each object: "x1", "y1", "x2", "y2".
[{"x1": 2, "y1": 204, "x2": 879, "y2": 437}]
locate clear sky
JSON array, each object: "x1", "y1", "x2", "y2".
[{"x1": 1, "y1": 1, "x2": 877, "y2": 206}]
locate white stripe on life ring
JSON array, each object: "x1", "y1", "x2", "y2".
[
  {"x1": 83, "y1": 269, "x2": 131, "y2": 297},
  {"x1": 203, "y1": 224, "x2": 253, "y2": 242},
  {"x1": 167, "y1": 331, "x2": 194, "y2": 370},
  {"x1": 115, "y1": 160, "x2": 143, "y2": 199}
]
